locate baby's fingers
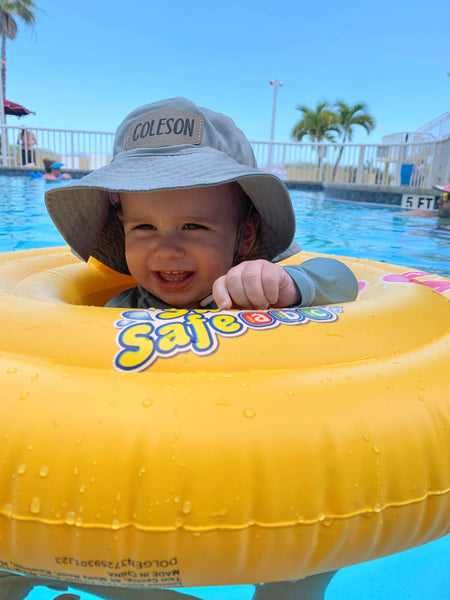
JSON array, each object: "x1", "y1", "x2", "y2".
[
  {"x1": 240, "y1": 262, "x2": 278, "y2": 308},
  {"x1": 212, "y1": 276, "x2": 235, "y2": 310}
]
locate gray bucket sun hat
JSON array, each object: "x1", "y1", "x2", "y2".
[{"x1": 45, "y1": 97, "x2": 295, "y2": 274}]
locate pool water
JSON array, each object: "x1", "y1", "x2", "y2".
[
  {"x1": 1, "y1": 176, "x2": 450, "y2": 278},
  {"x1": 1, "y1": 175, "x2": 449, "y2": 600},
  {"x1": 289, "y1": 190, "x2": 450, "y2": 279}
]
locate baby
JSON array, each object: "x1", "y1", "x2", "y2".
[
  {"x1": 43, "y1": 101, "x2": 356, "y2": 598},
  {"x1": 45, "y1": 97, "x2": 358, "y2": 311}
]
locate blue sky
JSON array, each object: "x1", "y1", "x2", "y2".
[{"x1": 5, "y1": 0, "x2": 449, "y2": 143}]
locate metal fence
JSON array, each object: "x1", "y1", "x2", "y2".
[{"x1": 2, "y1": 123, "x2": 450, "y2": 188}]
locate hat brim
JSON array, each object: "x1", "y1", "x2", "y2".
[{"x1": 45, "y1": 146, "x2": 295, "y2": 274}]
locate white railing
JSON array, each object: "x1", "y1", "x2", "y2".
[
  {"x1": 252, "y1": 138, "x2": 450, "y2": 188},
  {"x1": 1, "y1": 123, "x2": 450, "y2": 188},
  {"x1": 0, "y1": 124, "x2": 115, "y2": 171}
]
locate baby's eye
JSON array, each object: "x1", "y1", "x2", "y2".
[
  {"x1": 134, "y1": 223, "x2": 155, "y2": 230},
  {"x1": 183, "y1": 223, "x2": 207, "y2": 230}
]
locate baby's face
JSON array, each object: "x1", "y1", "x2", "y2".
[{"x1": 119, "y1": 184, "x2": 244, "y2": 308}]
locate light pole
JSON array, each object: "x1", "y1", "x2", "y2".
[{"x1": 268, "y1": 79, "x2": 283, "y2": 169}]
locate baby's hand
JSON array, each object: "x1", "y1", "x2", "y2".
[{"x1": 212, "y1": 260, "x2": 301, "y2": 310}]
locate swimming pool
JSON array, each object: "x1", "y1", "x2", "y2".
[
  {"x1": 1, "y1": 174, "x2": 448, "y2": 600},
  {"x1": 2, "y1": 176, "x2": 449, "y2": 278}
]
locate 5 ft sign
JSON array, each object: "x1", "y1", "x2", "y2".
[{"x1": 401, "y1": 194, "x2": 436, "y2": 210}]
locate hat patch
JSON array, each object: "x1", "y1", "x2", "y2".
[{"x1": 125, "y1": 109, "x2": 204, "y2": 150}]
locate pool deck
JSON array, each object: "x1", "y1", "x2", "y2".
[
  {"x1": 286, "y1": 181, "x2": 440, "y2": 209},
  {"x1": 0, "y1": 167, "x2": 441, "y2": 210}
]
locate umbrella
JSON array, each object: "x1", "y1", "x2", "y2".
[{"x1": 3, "y1": 99, "x2": 35, "y2": 117}]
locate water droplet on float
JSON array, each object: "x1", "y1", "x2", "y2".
[
  {"x1": 243, "y1": 408, "x2": 256, "y2": 418},
  {"x1": 323, "y1": 517, "x2": 333, "y2": 527},
  {"x1": 362, "y1": 435, "x2": 369, "y2": 442},
  {"x1": 39, "y1": 466, "x2": 49, "y2": 477},
  {"x1": 216, "y1": 399, "x2": 229, "y2": 406},
  {"x1": 79, "y1": 485, "x2": 86, "y2": 493},
  {"x1": 142, "y1": 398, "x2": 153, "y2": 408},
  {"x1": 174, "y1": 517, "x2": 183, "y2": 527},
  {"x1": 30, "y1": 373, "x2": 39, "y2": 381},
  {"x1": 65, "y1": 511, "x2": 76, "y2": 525},
  {"x1": 17, "y1": 464, "x2": 26, "y2": 475},
  {"x1": 112, "y1": 520, "x2": 120, "y2": 530},
  {"x1": 418, "y1": 395, "x2": 425, "y2": 401},
  {"x1": 6, "y1": 368, "x2": 17, "y2": 374},
  {"x1": 19, "y1": 391, "x2": 29, "y2": 400},
  {"x1": 30, "y1": 498, "x2": 41, "y2": 514},
  {"x1": 374, "y1": 503, "x2": 382, "y2": 513},
  {"x1": 182, "y1": 501, "x2": 192, "y2": 514},
  {"x1": 372, "y1": 445, "x2": 380, "y2": 454},
  {"x1": 297, "y1": 515, "x2": 305, "y2": 523}
]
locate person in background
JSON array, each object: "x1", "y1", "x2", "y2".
[
  {"x1": 398, "y1": 183, "x2": 450, "y2": 219},
  {"x1": 42, "y1": 157, "x2": 72, "y2": 180},
  {"x1": 18, "y1": 128, "x2": 37, "y2": 166},
  {"x1": 434, "y1": 184, "x2": 450, "y2": 231},
  {"x1": 412, "y1": 160, "x2": 426, "y2": 186}
]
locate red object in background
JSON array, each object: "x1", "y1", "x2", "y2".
[{"x1": 3, "y1": 99, "x2": 35, "y2": 117}]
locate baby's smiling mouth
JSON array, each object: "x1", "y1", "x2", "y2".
[{"x1": 157, "y1": 270, "x2": 193, "y2": 282}]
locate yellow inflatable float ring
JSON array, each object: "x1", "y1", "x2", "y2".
[{"x1": 0, "y1": 247, "x2": 449, "y2": 590}]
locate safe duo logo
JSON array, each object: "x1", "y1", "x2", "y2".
[{"x1": 113, "y1": 306, "x2": 342, "y2": 372}]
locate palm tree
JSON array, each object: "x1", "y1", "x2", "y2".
[
  {"x1": 332, "y1": 101, "x2": 375, "y2": 181},
  {"x1": 291, "y1": 101, "x2": 339, "y2": 143},
  {"x1": 0, "y1": 1, "x2": 37, "y2": 99},
  {"x1": 291, "y1": 101, "x2": 339, "y2": 175}
]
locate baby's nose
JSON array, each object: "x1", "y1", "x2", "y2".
[{"x1": 151, "y1": 233, "x2": 185, "y2": 258}]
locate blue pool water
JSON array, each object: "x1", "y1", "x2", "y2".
[
  {"x1": 1, "y1": 175, "x2": 449, "y2": 600},
  {"x1": 1, "y1": 176, "x2": 450, "y2": 278}
]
